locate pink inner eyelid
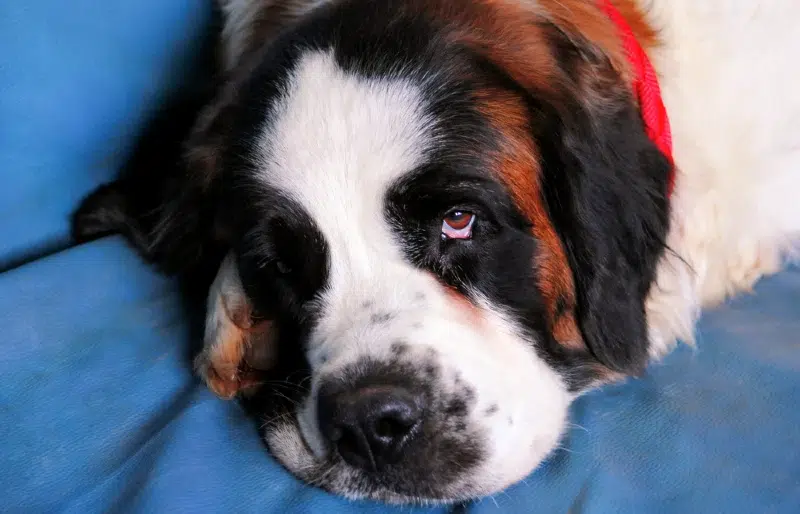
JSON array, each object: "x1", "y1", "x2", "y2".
[{"x1": 441, "y1": 215, "x2": 475, "y2": 238}]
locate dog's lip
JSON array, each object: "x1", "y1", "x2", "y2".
[
  {"x1": 296, "y1": 460, "x2": 470, "y2": 505},
  {"x1": 292, "y1": 401, "x2": 328, "y2": 459}
]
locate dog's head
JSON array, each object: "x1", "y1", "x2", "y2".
[{"x1": 171, "y1": 0, "x2": 671, "y2": 503}]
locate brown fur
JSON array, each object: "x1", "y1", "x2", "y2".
[
  {"x1": 609, "y1": 0, "x2": 661, "y2": 51},
  {"x1": 403, "y1": 0, "x2": 563, "y2": 96},
  {"x1": 204, "y1": 294, "x2": 278, "y2": 399},
  {"x1": 537, "y1": 0, "x2": 632, "y2": 80},
  {"x1": 424, "y1": 271, "x2": 487, "y2": 327},
  {"x1": 421, "y1": 0, "x2": 658, "y2": 354},
  {"x1": 473, "y1": 87, "x2": 584, "y2": 349}
]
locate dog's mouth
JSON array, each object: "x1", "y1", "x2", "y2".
[
  {"x1": 257, "y1": 401, "x2": 485, "y2": 505},
  {"x1": 239, "y1": 367, "x2": 488, "y2": 505}
]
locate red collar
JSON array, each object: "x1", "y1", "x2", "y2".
[{"x1": 598, "y1": 0, "x2": 675, "y2": 196}]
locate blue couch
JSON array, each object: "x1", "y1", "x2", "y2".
[{"x1": 2, "y1": 2, "x2": 798, "y2": 512}]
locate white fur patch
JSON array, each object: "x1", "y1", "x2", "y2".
[{"x1": 643, "y1": 1, "x2": 800, "y2": 357}]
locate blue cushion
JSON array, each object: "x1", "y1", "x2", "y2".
[
  {"x1": 0, "y1": 0, "x2": 213, "y2": 267},
  {"x1": 475, "y1": 264, "x2": 800, "y2": 513},
  {"x1": 0, "y1": 238, "x2": 444, "y2": 514},
  {"x1": 2, "y1": 1, "x2": 798, "y2": 511},
  {"x1": 1, "y1": 236, "x2": 798, "y2": 512}
]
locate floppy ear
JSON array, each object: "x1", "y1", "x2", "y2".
[
  {"x1": 440, "y1": 0, "x2": 671, "y2": 376},
  {"x1": 70, "y1": 8, "x2": 227, "y2": 277},
  {"x1": 141, "y1": 42, "x2": 271, "y2": 274},
  {"x1": 70, "y1": 82, "x2": 228, "y2": 277},
  {"x1": 534, "y1": 23, "x2": 672, "y2": 376},
  {"x1": 74, "y1": 0, "x2": 319, "y2": 274}
]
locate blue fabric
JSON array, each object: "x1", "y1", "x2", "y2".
[
  {"x1": 1, "y1": 1, "x2": 799, "y2": 512},
  {"x1": 0, "y1": 0, "x2": 213, "y2": 268},
  {"x1": 1, "y1": 238, "x2": 798, "y2": 513},
  {"x1": 0, "y1": 238, "x2": 444, "y2": 514},
  {"x1": 475, "y1": 265, "x2": 800, "y2": 513}
]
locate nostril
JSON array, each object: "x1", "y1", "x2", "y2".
[
  {"x1": 372, "y1": 406, "x2": 419, "y2": 442},
  {"x1": 323, "y1": 418, "x2": 378, "y2": 471},
  {"x1": 336, "y1": 426, "x2": 373, "y2": 469},
  {"x1": 374, "y1": 417, "x2": 404, "y2": 439}
]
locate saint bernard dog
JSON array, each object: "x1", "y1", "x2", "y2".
[{"x1": 73, "y1": 0, "x2": 800, "y2": 504}]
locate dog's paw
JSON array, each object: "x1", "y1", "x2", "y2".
[
  {"x1": 195, "y1": 319, "x2": 278, "y2": 399},
  {"x1": 199, "y1": 253, "x2": 280, "y2": 398},
  {"x1": 194, "y1": 346, "x2": 253, "y2": 399},
  {"x1": 195, "y1": 351, "x2": 239, "y2": 399}
]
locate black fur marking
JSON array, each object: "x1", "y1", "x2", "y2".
[
  {"x1": 533, "y1": 27, "x2": 671, "y2": 378},
  {"x1": 390, "y1": 341, "x2": 409, "y2": 356},
  {"x1": 485, "y1": 404, "x2": 499, "y2": 416},
  {"x1": 70, "y1": 73, "x2": 225, "y2": 277},
  {"x1": 553, "y1": 295, "x2": 570, "y2": 321},
  {"x1": 70, "y1": 4, "x2": 226, "y2": 279},
  {"x1": 371, "y1": 312, "x2": 395, "y2": 324},
  {"x1": 445, "y1": 398, "x2": 469, "y2": 418},
  {"x1": 234, "y1": 194, "x2": 330, "y2": 322}
]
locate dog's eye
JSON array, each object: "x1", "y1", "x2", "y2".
[{"x1": 441, "y1": 211, "x2": 475, "y2": 240}]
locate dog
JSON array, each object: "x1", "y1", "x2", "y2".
[{"x1": 73, "y1": 0, "x2": 800, "y2": 505}]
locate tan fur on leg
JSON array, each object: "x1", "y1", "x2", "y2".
[{"x1": 195, "y1": 252, "x2": 278, "y2": 398}]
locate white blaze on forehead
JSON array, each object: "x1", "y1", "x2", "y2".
[{"x1": 254, "y1": 50, "x2": 434, "y2": 286}]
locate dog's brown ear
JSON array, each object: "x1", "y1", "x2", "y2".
[
  {"x1": 529, "y1": 16, "x2": 672, "y2": 376},
  {"x1": 459, "y1": 0, "x2": 672, "y2": 377}
]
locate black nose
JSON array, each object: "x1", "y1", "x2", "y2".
[{"x1": 318, "y1": 384, "x2": 424, "y2": 471}]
